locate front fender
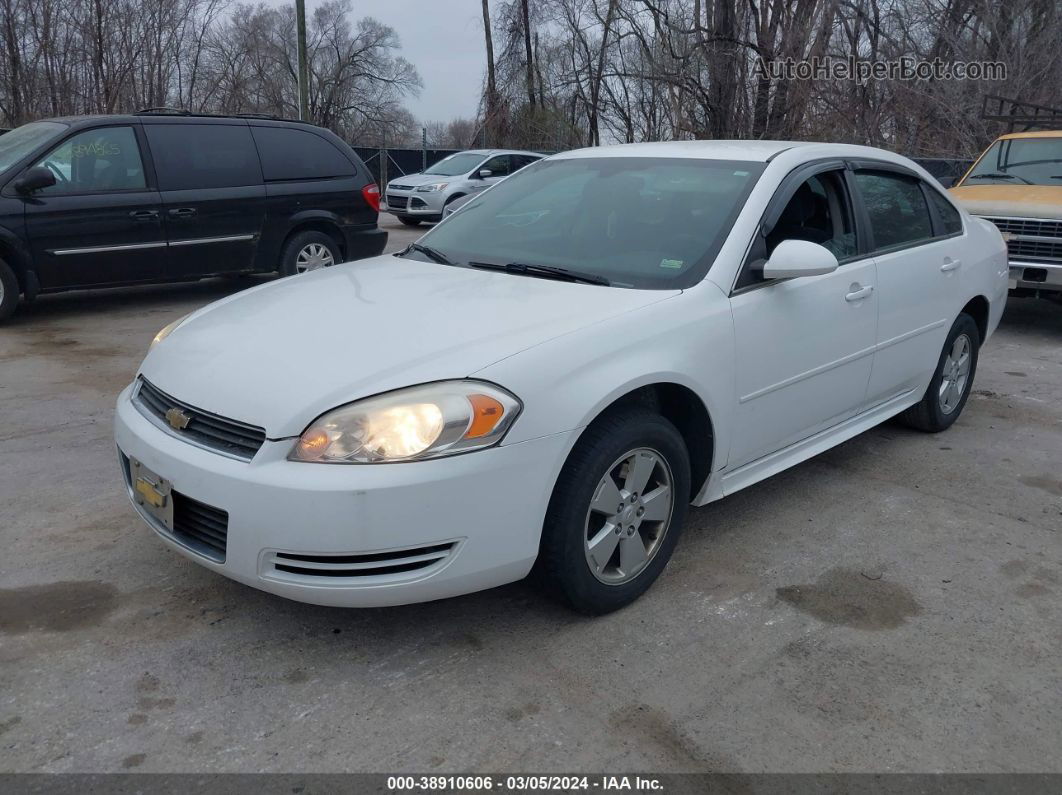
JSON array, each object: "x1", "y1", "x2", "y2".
[{"x1": 475, "y1": 282, "x2": 736, "y2": 479}]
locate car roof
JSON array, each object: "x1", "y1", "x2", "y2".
[
  {"x1": 549, "y1": 139, "x2": 927, "y2": 169},
  {"x1": 36, "y1": 113, "x2": 322, "y2": 130},
  {"x1": 455, "y1": 148, "x2": 544, "y2": 157},
  {"x1": 997, "y1": 130, "x2": 1062, "y2": 140}
]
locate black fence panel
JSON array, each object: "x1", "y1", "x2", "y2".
[
  {"x1": 353, "y1": 147, "x2": 460, "y2": 186},
  {"x1": 912, "y1": 157, "x2": 974, "y2": 187}
]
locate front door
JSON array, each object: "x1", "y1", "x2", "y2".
[
  {"x1": 469, "y1": 154, "x2": 513, "y2": 192},
  {"x1": 23, "y1": 125, "x2": 167, "y2": 289},
  {"x1": 728, "y1": 169, "x2": 878, "y2": 468},
  {"x1": 142, "y1": 122, "x2": 265, "y2": 278}
]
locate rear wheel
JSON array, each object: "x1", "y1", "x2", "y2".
[
  {"x1": 0, "y1": 258, "x2": 19, "y2": 322},
  {"x1": 280, "y1": 231, "x2": 341, "y2": 276},
  {"x1": 536, "y1": 408, "x2": 690, "y2": 614},
  {"x1": 397, "y1": 216, "x2": 421, "y2": 227},
  {"x1": 901, "y1": 313, "x2": 980, "y2": 432}
]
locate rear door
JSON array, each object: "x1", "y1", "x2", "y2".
[
  {"x1": 142, "y1": 121, "x2": 265, "y2": 278},
  {"x1": 854, "y1": 168, "x2": 960, "y2": 406},
  {"x1": 23, "y1": 124, "x2": 167, "y2": 288}
]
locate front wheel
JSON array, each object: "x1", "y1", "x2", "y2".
[
  {"x1": 0, "y1": 258, "x2": 19, "y2": 322},
  {"x1": 280, "y1": 231, "x2": 341, "y2": 276},
  {"x1": 536, "y1": 408, "x2": 690, "y2": 614},
  {"x1": 901, "y1": 313, "x2": 980, "y2": 432}
]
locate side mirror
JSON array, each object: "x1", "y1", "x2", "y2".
[
  {"x1": 14, "y1": 166, "x2": 56, "y2": 194},
  {"x1": 761, "y1": 239, "x2": 838, "y2": 279},
  {"x1": 477, "y1": 168, "x2": 493, "y2": 179}
]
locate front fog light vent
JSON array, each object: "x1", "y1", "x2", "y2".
[{"x1": 266, "y1": 542, "x2": 457, "y2": 582}]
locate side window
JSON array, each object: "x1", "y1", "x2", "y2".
[
  {"x1": 145, "y1": 124, "x2": 261, "y2": 191},
  {"x1": 251, "y1": 127, "x2": 356, "y2": 181},
  {"x1": 513, "y1": 155, "x2": 540, "y2": 170},
  {"x1": 766, "y1": 171, "x2": 857, "y2": 260},
  {"x1": 924, "y1": 186, "x2": 963, "y2": 236},
  {"x1": 479, "y1": 155, "x2": 512, "y2": 178},
  {"x1": 34, "y1": 126, "x2": 145, "y2": 194},
  {"x1": 854, "y1": 171, "x2": 933, "y2": 250}
]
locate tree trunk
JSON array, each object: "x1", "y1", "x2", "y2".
[
  {"x1": 520, "y1": 0, "x2": 535, "y2": 108},
  {"x1": 481, "y1": 0, "x2": 499, "y2": 144}
]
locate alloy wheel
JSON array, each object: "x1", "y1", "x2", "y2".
[
  {"x1": 938, "y1": 333, "x2": 972, "y2": 414},
  {"x1": 583, "y1": 447, "x2": 675, "y2": 585},
  {"x1": 295, "y1": 243, "x2": 335, "y2": 273}
]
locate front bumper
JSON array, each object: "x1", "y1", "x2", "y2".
[
  {"x1": 1009, "y1": 261, "x2": 1062, "y2": 294},
  {"x1": 114, "y1": 384, "x2": 576, "y2": 607},
  {"x1": 384, "y1": 188, "x2": 446, "y2": 219}
]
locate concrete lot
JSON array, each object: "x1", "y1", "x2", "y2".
[{"x1": 1, "y1": 214, "x2": 1060, "y2": 773}]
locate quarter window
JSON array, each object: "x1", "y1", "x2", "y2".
[
  {"x1": 145, "y1": 124, "x2": 261, "y2": 190},
  {"x1": 924, "y1": 186, "x2": 963, "y2": 236},
  {"x1": 855, "y1": 171, "x2": 933, "y2": 250},
  {"x1": 251, "y1": 127, "x2": 355, "y2": 181},
  {"x1": 33, "y1": 126, "x2": 146, "y2": 194}
]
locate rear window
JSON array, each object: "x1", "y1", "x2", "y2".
[
  {"x1": 924, "y1": 186, "x2": 963, "y2": 236},
  {"x1": 854, "y1": 171, "x2": 933, "y2": 251},
  {"x1": 251, "y1": 126, "x2": 356, "y2": 181},
  {"x1": 145, "y1": 124, "x2": 261, "y2": 190}
]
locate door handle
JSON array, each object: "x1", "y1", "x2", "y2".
[
  {"x1": 168, "y1": 207, "x2": 197, "y2": 219},
  {"x1": 845, "y1": 284, "x2": 874, "y2": 302},
  {"x1": 129, "y1": 210, "x2": 159, "y2": 222},
  {"x1": 940, "y1": 258, "x2": 962, "y2": 272}
]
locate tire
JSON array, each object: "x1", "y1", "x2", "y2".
[
  {"x1": 536, "y1": 408, "x2": 691, "y2": 614},
  {"x1": 397, "y1": 216, "x2": 421, "y2": 227},
  {"x1": 901, "y1": 313, "x2": 980, "y2": 432},
  {"x1": 0, "y1": 258, "x2": 19, "y2": 322},
  {"x1": 280, "y1": 231, "x2": 341, "y2": 276}
]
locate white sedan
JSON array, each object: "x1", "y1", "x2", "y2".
[{"x1": 115, "y1": 141, "x2": 1008, "y2": 614}]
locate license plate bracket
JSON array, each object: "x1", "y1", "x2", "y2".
[{"x1": 130, "y1": 458, "x2": 174, "y2": 531}]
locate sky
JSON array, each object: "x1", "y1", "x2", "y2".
[{"x1": 277, "y1": 0, "x2": 488, "y2": 124}]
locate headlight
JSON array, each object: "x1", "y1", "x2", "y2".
[
  {"x1": 289, "y1": 381, "x2": 521, "y2": 464},
  {"x1": 151, "y1": 314, "x2": 190, "y2": 348},
  {"x1": 416, "y1": 183, "x2": 448, "y2": 192}
]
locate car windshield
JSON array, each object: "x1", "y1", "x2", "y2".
[
  {"x1": 0, "y1": 121, "x2": 67, "y2": 173},
  {"x1": 407, "y1": 156, "x2": 765, "y2": 289},
  {"x1": 423, "y1": 152, "x2": 486, "y2": 176},
  {"x1": 962, "y1": 137, "x2": 1062, "y2": 186}
]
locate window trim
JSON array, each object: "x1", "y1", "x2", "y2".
[
  {"x1": 731, "y1": 158, "x2": 869, "y2": 296},
  {"x1": 25, "y1": 123, "x2": 154, "y2": 198}
]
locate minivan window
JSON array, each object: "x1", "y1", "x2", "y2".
[
  {"x1": 33, "y1": 126, "x2": 145, "y2": 194},
  {"x1": 854, "y1": 171, "x2": 933, "y2": 251},
  {"x1": 413, "y1": 157, "x2": 765, "y2": 290},
  {"x1": 0, "y1": 121, "x2": 66, "y2": 173},
  {"x1": 924, "y1": 186, "x2": 963, "y2": 236},
  {"x1": 145, "y1": 124, "x2": 261, "y2": 190},
  {"x1": 423, "y1": 153, "x2": 485, "y2": 176},
  {"x1": 252, "y1": 127, "x2": 355, "y2": 181}
]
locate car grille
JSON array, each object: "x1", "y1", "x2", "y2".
[
  {"x1": 173, "y1": 492, "x2": 228, "y2": 562},
  {"x1": 386, "y1": 194, "x2": 408, "y2": 210},
  {"x1": 389, "y1": 184, "x2": 414, "y2": 191},
  {"x1": 264, "y1": 542, "x2": 456, "y2": 582},
  {"x1": 982, "y1": 216, "x2": 1062, "y2": 263},
  {"x1": 135, "y1": 378, "x2": 266, "y2": 461}
]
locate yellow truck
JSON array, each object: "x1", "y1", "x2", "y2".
[{"x1": 950, "y1": 130, "x2": 1062, "y2": 301}]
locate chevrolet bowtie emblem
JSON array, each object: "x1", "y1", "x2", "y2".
[{"x1": 165, "y1": 407, "x2": 192, "y2": 430}]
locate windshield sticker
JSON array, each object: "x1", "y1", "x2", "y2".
[{"x1": 659, "y1": 258, "x2": 684, "y2": 269}]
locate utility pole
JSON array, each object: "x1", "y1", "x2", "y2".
[{"x1": 296, "y1": 0, "x2": 309, "y2": 121}]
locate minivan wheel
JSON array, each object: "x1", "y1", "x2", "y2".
[
  {"x1": 281, "y1": 231, "x2": 341, "y2": 276},
  {"x1": 536, "y1": 408, "x2": 690, "y2": 614},
  {"x1": 397, "y1": 216, "x2": 421, "y2": 227},
  {"x1": 0, "y1": 258, "x2": 19, "y2": 321},
  {"x1": 901, "y1": 313, "x2": 980, "y2": 433}
]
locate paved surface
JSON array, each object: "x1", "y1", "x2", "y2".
[{"x1": 1, "y1": 217, "x2": 1060, "y2": 772}]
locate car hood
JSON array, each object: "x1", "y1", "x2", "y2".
[
  {"x1": 386, "y1": 173, "x2": 456, "y2": 188},
  {"x1": 949, "y1": 184, "x2": 1062, "y2": 220},
  {"x1": 139, "y1": 255, "x2": 678, "y2": 438}
]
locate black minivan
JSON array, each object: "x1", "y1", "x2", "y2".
[{"x1": 0, "y1": 112, "x2": 386, "y2": 320}]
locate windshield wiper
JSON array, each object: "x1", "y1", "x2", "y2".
[
  {"x1": 969, "y1": 172, "x2": 1033, "y2": 185},
  {"x1": 469, "y1": 260, "x2": 611, "y2": 286},
  {"x1": 402, "y1": 242, "x2": 455, "y2": 265}
]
